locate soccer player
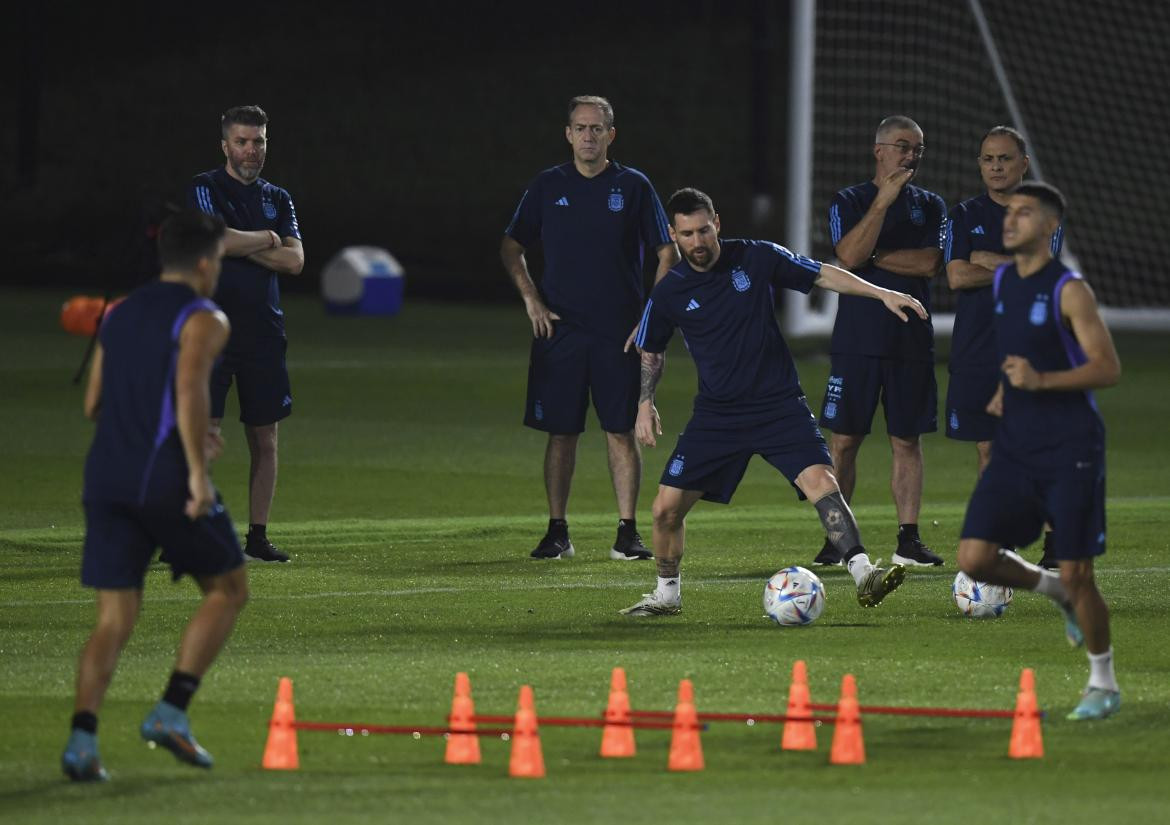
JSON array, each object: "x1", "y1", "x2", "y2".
[
  {"x1": 943, "y1": 126, "x2": 1063, "y2": 568},
  {"x1": 621, "y1": 188, "x2": 924, "y2": 616},
  {"x1": 958, "y1": 182, "x2": 1121, "y2": 720},
  {"x1": 501, "y1": 95, "x2": 679, "y2": 560},
  {"x1": 61, "y1": 210, "x2": 249, "y2": 781},
  {"x1": 816, "y1": 115, "x2": 945, "y2": 569},
  {"x1": 191, "y1": 105, "x2": 304, "y2": 563}
]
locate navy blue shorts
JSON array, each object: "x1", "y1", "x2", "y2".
[
  {"x1": 211, "y1": 337, "x2": 292, "y2": 426},
  {"x1": 945, "y1": 370, "x2": 998, "y2": 442},
  {"x1": 819, "y1": 354, "x2": 937, "y2": 437},
  {"x1": 659, "y1": 396, "x2": 832, "y2": 504},
  {"x1": 82, "y1": 496, "x2": 245, "y2": 589},
  {"x1": 524, "y1": 325, "x2": 639, "y2": 434},
  {"x1": 961, "y1": 457, "x2": 1106, "y2": 561}
]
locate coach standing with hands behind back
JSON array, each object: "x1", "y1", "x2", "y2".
[{"x1": 191, "y1": 105, "x2": 304, "y2": 563}]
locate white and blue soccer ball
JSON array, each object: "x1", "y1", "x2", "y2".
[
  {"x1": 763, "y1": 566, "x2": 826, "y2": 626},
  {"x1": 952, "y1": 571, "x2": 1013, "y2": 618}
]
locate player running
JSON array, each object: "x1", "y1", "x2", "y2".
[
  {"x1": 621, "y1": 188, "x2": 924, "y2": 617},
  {"x1": 62, "y1": 210, "x2": 249, "y2": 780},
  {"x1": 957, "y1": 182, "x2": 1121, "y2": 720}
]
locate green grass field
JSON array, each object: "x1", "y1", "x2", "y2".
[{"x1": 2, "y1": 290, "x2": 1168, "y2": 824}]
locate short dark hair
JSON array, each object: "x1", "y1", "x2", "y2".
[
  {"x1": 1013, "y1": 181, "x2": 1066, "y2": 220},
  {"x1": 666, "y1": 188, "x2": 716, "y2": 225},
  {"x1": 158, "y1": 209, "x2": 226, "y2": 270},
  {"x1": 221, "y1": 105, "x2": 268, "y2": 138},
  {"x1": 981, "y1": 125, "x2": 1027, "y2": 155},
  {"x1": 568, "y1": 95, "x2": 614, "y2": 128}
]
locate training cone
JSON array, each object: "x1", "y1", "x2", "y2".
[
  {"x1": 600, "y1": 667, "x2": 636, "y2": 758},
  {"x1": 781, "y1": 660, "x2": 817, "y2": 751},
  {"x1": 668, "y1": 679, "x2": 704, "y2": 772},
  {"x1": 829, "y1": 674, "x2": 865, "y2": 765},
  {"x1": 444, "y1": 672, "x2": 481, "y2": 765},
  {"x1": 262, "y1": 676, "x2": 300, "y2": 770},
  {"x1": 1009, "y1": 668, "x2": 1044, "y2": 759},
  {"x1": 509, "y1": 685, "x2": 545, "y2": 778}
]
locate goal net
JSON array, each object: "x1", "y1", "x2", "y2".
[{"x1": 784, "y1": 0, "x2": 1170, "y2": 335}]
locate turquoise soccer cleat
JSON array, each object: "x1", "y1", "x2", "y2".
[
  {"x1": 62, "y1": 730, "x2": 109, "y2": 782},
  {"x1": 1067, "y1": 687, "x2": 1121, "y2": 721},
  {"x1": 140, "y1": 701, "x2": 214, "y2": 768}
]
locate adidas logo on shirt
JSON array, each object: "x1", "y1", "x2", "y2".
[
  {"x1": 972, "y1": 225, "x2": 985, "y2": 234},
  {"x1": 685, "y1": 299, "x2": 701, "y2": 312},
  {"x1": 555, "y1": 197, "x2": 570, "y2": 206}
]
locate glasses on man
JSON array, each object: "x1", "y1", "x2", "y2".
[{"x1": 876, "y1": 142, "x2": 926, "y2": 158}]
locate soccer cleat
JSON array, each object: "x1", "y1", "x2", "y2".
[
  {"x1": 244, "y1": 538, "x2": 290, "y2": 563},
  {"x1": 61, "y1": 730, "x2": 109, "y2": 782},
  {"x1": 892, "y1": 537, "x2": 944, "y2": 567},
  {"x1": 140, "y1": 701, "x2": 214, "y2": 768},
  {"x1": 529, "y1": 532, "x2": 574, "y2": 559},
  {"x1": 812, "y1": 538, "x2": 842, "y2": 566},
  {"x1": 619, "y1": 591, "x2": 681, "y2": 616},
  {"x1": 856, "y1": 561, "x2": 907, "y2": 607},
  {"x1": 1058, "y1": 599, "x2": 1085, "y2": 648},
  {"x1": 1066, "y1": 687, "x2": 1121, "y2": 721},
  {"x1": 610, "y1": 529, "x2": 652, "y2": 561}
]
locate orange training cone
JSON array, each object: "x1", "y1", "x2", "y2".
[
  {"x1": 600, "y1": 667, "x2": 636, "y2": 758},
  {"x1": 668, "y1": 679, "x2": 704, "y2": 772},
  {"x1": 445, "y1": 672, "x2": 481, "y2": 765},
  {"x1": 829, "y1": 673, "x2": 865, "y2": 765},
  {"x1": 782, "y1": 660, "x2": 817, "y2": 751},
  {"x1": 509, "y1": 685, "x2": 545, "y2": 778},
  {"x1": 1009, "y1": 668, "x2": 1044, "y2": 759},
  {"x1": 262, "y1": 676, "x2": 300, "y2": 770}
]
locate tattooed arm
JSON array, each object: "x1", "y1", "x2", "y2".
[{"x1": 636, "y1": 351, "x2": 665, "y2": 447}]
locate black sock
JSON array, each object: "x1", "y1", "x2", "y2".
[
  {"x1": 248, "y1": 524, "x2": 267, "y2": 543},
  {"x1": 840, "y1": 545, "x2": 867, "y2": 564},
  {"x1": 547, "y1": 518, "x2": 568, "y2": 538},
  {"x1": 71, "y1": 711, "x2": 98, "y2": 735},
  {"x1": 163, "y1": 670, "x2": 201, "y2": 712},
  {"x1": 898, "y1": 523, "x2": 920, "y2": 543},
  {"x1": 617, "y1": 518, "x2": 637, "y2": 535}
]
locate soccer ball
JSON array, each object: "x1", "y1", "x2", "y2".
[
  {"x1": 952, "y1": 571, "x2": 1013, "y2": 618},
  {"x1": 763, "y1": 566, "x2": 826, "y2": 626}
]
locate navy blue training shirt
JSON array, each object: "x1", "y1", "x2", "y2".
[
  {"x1": 190, "y1": 168, "x2": 301, "y2": 343},
  {"x1": 635, "y1": 239, "x2": 821, "y2": 423},
  {"x1": 827, "y1": 182, "x2": 944, "y2": 361},
  {"x1": 945, "y1": 193, "x2": 1064, "y2": 374},
  {"x1": 84, "y1": 281, "x2": 220, "y2": 509},
  {"x1": 992, "y1": 259, "x2": 1104, "y2": 475},
  {"x1": 505, "y1": 161, "x2": 672, "y2": 343}
]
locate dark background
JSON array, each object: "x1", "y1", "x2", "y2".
[{"x1": 3, "y1": 1, "x2": 1168, "y2": 307}]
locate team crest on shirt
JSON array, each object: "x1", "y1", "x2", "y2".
[
  {"x1": 668, "y1": 454, "x2": 685, "y2": 477},
  {"x1": 950, "y1": 410, "x2": 960, "y2": 432},
  {"x1": 534, "y1": 400, "x2": 544, "y2": 421},
  {"x1": 262, "y1": 193, "x2": 278, "y2": 220},
  {"x1": 608, "y1": 188, "x2": 625, "y2": 212},
  {"x1": 1029, "y1": 296, "x2": 1049, "y2": 325},
  {"x1": 824, "y1": 402, "x2": 838, "y2": 419},
  {"x1": 910, "y1": 207, "x2": 925, "y2": 226},
  {"x1": 731, "y1": 267, "x2": 751, "y2": 292},
  {"x1": 995, "y1": 301, "x2": 1004, "y2": 315}
]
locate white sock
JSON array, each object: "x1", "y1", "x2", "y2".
[
  {"x1": 1003, "y1": 549, "x2": 1068, "y2": 602},
  {"x1": 845, "y1": 552, "x2": 872, "y2": 587},
  {"x1": 656, "y1": 575, "x2": 680, "y2": 602},
  {"x1": 1087, "y1": 647, "x2": 1119, "y2": 692}
]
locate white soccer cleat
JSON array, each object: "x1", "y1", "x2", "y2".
[{"x1": 619, "y1": 591, "x2": 681, "y2": 616}]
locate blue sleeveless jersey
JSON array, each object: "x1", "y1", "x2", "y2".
[
  {"x1": 83, "y1": 281, "x2": 220, "y2": 508},
  {"x1": 992, "y1": 259, "x2": 1104, "y2": 475}
]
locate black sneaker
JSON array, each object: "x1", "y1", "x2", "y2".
[
  {"x1": 610, "y1": 529, "x2": 652, "y2": 561},
  {"x1": 812, "y1": 538, "x2": 842, "y2": 566},
  {"x1": 1037, "y1": 533, "x2": 1058, "y2": 570},
  {"x1": 244, "y1": 538, "x2": 290, "y2": 563},
  {"x1": 530, "y1": 532, "x2": 574, "y2": 559},
  {"x1": 892, "y1": 537, "x2": 944, "y2": 567}
]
